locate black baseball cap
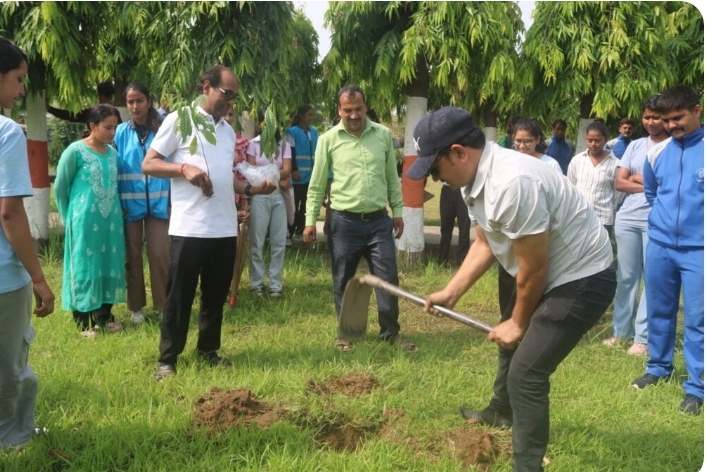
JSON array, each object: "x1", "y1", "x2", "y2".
[{"x1": 406, "y1": 106, "x2": 476, "y2": 180}]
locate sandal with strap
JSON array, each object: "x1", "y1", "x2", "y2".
[{"x1": 334, "y1": 338, "x2": 352, "y2": 351}]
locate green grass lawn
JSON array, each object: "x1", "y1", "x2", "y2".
[{"x1": 2, "y1": 240, "x2": 702, "y2": 471}]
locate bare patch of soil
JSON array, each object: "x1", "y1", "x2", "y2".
[
  {"x1": 193, "y1": 387, "x2": 284, "y2": 433},
  {"x1": 379, "y1": 408, "x2": 406, "y2": 442},
  {"x1": 446, "y1": 427, "x2": 512, "y2": 470},
  {"x1": 306, "y1": 372, "x2": 378, "y2": 396},
  {"x1": 314, "y1": 419, "x2": 380, "y2": 452}
]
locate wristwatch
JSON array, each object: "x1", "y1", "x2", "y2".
[{"x1": 244, "y1": 184, "x2": 252, "y2": 196}]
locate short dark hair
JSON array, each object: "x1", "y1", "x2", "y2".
[
  {"x1": 0, "y1": 37, "x2": 28, "y2": 74},
  {"x1": 196, "y1": 65, "x2": 230, "y2": 94},
  {"x1": 337, "y1": 85, "x2": 365, "y2": 107},
  {"x1": 641, "y1": 94, "x2": 662, "y2": 112},
  {"x1": 97, "y1": 81, "x2": 115, "y2": 98},
  {"x1": 619, "y1": 117, "x2": 635, "y2": 127},
  {"x1": 515, "y1": 118, "x2": 547, "y2": 153},
  {"x1": 437, "y1": 128, "x2": 486, "y2": 159},
  {"x1": 125, "y1": 82, "x2": 162, "y2": 133},
  {"x1": 83, "y1": 104, "x2": 121, "y2": 138},
  {"x1": 551, "y1": 119, "x2": 567, "y2": 128},
  {"x1": 291, "y1": 104, "x2": 313, "y2": 126},
  {"x1": 586, "y1": 121, "x2": 609, "y2": 139},
  {"x1": 655, "y1": 85, "x2": 700, "y2": 113}
]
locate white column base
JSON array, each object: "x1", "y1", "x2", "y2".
[
  {"x1": 24, "y1": 188, "x2": 50, "y2": 240},
  {"x1": 396, "y1": 207, "x2": 424, "y2": 253}
]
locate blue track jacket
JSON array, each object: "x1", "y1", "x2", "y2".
[{"x1": 644, "y1": 126, "x2": 704, "y2": 249}]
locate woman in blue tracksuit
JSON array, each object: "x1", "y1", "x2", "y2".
[
  {"x1": 114, "y1": 83, "x2": 170, "y2": 324},
  {"x1": 286, "y1": 104, "x2": 318, "y2": 240},
  {"x1": 632, "y1": 85, "x2": 704, "y2": 416}
]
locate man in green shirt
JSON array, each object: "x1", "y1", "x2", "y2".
[{"x1": 303, "y1": 85, "x2": 415, "y2": 351}]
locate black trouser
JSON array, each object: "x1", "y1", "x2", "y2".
[
  {"x1": 72, "y1": 304, "x2": 114, "y2": 330},
  {"x1": 489, "y1": 267, "x2": 616, "y2": 472},
  {"x1": 289, "y1": 183, "x2": 309, "y2": 237},
  {"x1": 438, "y1": 185, "x2": 471, "y2": 265},
  {"x1": 158, "y1": 236, "x2": 236, "y2": 366}
]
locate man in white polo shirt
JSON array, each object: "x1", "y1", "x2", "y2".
[
  {"x1": 143, "y1": 65, "x2": 274, "y2": 380},
  {"x1": 407, "y1": 107, "x2": 616, "y2": 472}
]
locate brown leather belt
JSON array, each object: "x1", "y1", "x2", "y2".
[{"x1": 333, "y1": 209, "x2": 387, "y2": 221}]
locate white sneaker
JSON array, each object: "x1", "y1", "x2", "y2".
[{"x1": 131, "y1": 310, "x2": 146, "y2": 324}]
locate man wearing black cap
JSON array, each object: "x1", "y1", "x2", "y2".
[{"x1": 408, "y1": 106, "x2": 617, "y2": 472}]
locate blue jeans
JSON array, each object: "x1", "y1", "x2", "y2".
[
  {"x1": 327, "y1": 210, "x2": 400, "y2": 339},
  {"x1": 612, "y1": 224, "x2": 648, "y2": 343},
  {"x1": 644, "y1": 241, "x2": 704, "y2": 399},
  {"x1": 249, "y1": 192, "x2": 287, "y2": 292}
]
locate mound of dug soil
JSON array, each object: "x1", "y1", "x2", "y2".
[
  {"x1": 193, "y1": 387, "x2": 284, "y2": 433},
  {"x1": 306, "y1": 373, "x2": 378, "y2": 396},
  {"x1": 447, "y1": 427, "x2": 511, "y2": 469}
]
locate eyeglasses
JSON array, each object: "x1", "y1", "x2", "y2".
[
  {"x1": 218, "y1": 87, "x2": 238, "y2": 101},
  {"x1": 428, "y1": 155, "x2": 443, "y2": 178},
  {"x1": 513, "y1": 138, "x2": 536, "y2": 147}
]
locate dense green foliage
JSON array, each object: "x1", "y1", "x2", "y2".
[
  {"x1": 520, "y1": 1, "x2": 704, "y2": 127},
  {"x1": 47, "y1": 117, "x2": 84, "y2": 168},
  {"x1": 324, "y1": 2, "x2": 524, "y2": 124},
  {"x1": 0, "y1": 2, "x2": 321, "y2": 128}
]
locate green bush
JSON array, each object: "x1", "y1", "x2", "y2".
[{"x1": 47, "y1": 117, "x2": 85, "y2": 167}]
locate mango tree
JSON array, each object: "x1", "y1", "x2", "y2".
[{"x1": 323, "y1": 1, "x2": 523, "y2": 258}]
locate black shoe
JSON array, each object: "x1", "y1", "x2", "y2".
[
  {"x1": 632, "y1": 373, "x2": 665, "y2": 390},
  {"x1": 460, "y1": 406, "x2": 512, "y2": 428},
  {"x1": 679, "y1": 394, "x2": 703, "y2": 415},
  {"x1": 155, "y1": 363, "x2": 176, "y2": 380},
  {"x1": 199, "y1": 351, "x2": 231, "y2": 367}
]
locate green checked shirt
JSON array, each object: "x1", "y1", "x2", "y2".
[{"x1": 305, "y1": 119, "x2": 403, "y2": 226}]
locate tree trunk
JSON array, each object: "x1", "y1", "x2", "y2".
[
  {"x1": 575, "y1": 94, "x2": 595, "y2": 155},
  {"x1": 24, "y1": 92, "x2": 51, "y2": 245},
  {"x1": 113, "y1": 78, "x2": 130, "y2": 122},
  {"x1": 396, "y1": 53, "x2": 429, "y2": 263},
  {"x1": 482, "y1": 104, "x2": 499, "y2": 143}
]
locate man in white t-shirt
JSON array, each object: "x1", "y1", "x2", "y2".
[
  {"x1": 142, "y1": 65, "x2": 275, "y2": 380},
  {"x1": 407, "y1": 107, "x2": 616, "y2": 472}
]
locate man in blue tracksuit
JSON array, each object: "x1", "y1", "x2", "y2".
[{"x1": 632, "y1": 85, "x2": 704, "y2": 415}]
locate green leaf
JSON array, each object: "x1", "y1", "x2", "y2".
[{"x1": 189, "y1": 136, "x2": 198, "y2": 155}]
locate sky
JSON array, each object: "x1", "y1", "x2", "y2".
[{"x1": 296, "y1": 1, "x2": 537, "y2": 62}]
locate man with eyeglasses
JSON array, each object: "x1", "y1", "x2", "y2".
[
  {"x1": 143, "y1": 65, "x2": 276, "y2": 380},
  {"x1": 407, "y1": 106, "x2": 616, "y2": 472}
]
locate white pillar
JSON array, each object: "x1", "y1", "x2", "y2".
[
  {"x1": 484, "y1": 126, "x2": 498, "y2": 143},
  {"x1": 396, "y1": 95, "x2": 428, "y2": 254},
  {"x1": 240, "y1": 111, "x2": 256, "y2": 140},
  {"x1": 24, "y1": 92, "x2": 50, "y2": 241},
  {"x1": 575, "y1": 118, "x2": 592, "y2": 155}
]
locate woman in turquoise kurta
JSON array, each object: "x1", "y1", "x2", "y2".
[{"x1": 54, "y1": 104, "x2": 126, "y2": 335}]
